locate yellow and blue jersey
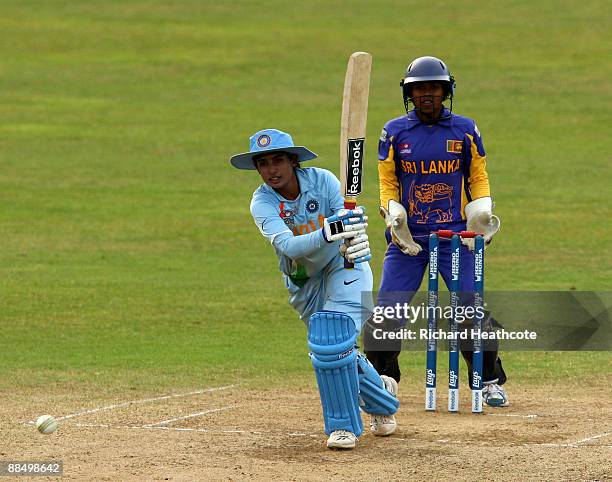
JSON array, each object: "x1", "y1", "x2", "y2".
[{"x1": 378, "y1": 108, "x2": 490, "y2": 236}]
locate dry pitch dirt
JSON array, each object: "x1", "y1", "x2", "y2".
[{"x1": 3, "y1": 382, "x2": 611, "y2": 481}]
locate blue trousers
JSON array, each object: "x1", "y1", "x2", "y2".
[{"x1": 380, "y1": 235, "x2": 475, "y2": 294}]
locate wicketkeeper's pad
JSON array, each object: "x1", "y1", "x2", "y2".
[{"x1": 308, "y1": 311, "x2": 363, "y2": 436}]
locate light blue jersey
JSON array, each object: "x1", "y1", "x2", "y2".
[{"x1": 250, "y1": 167, "x2": 373, "y2": 331}]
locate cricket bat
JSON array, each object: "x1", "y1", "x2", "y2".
[{"x1": 339, "y1": 51, "x2": 372, "y2": 268}]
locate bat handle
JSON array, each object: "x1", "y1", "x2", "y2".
[{"x1": 343, "y1": 199, "x2": 357, "y2": 269}]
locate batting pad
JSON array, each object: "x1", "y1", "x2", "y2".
[
  {"x1": 356, "y1": 353, "x2": 400, "y2": 415},
  {"x1": 308, "y1": 311, "x2": 363, "y2": 437}
]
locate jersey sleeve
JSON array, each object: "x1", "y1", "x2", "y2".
[
  {"x1": 250, "y1": 193, "x2": 327, "y2": 260},
  {"x1": 325, "y1": 169, "x2": 345, "y2": 214},
  {"x1": 463, "y1": 124, "x2": 491, "y2": 201},
  {"x1": 377, "y1": 125, "x2": 400, "y2": 209}
]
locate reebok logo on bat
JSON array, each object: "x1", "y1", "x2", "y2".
[
  {"x1": 344, "y1": 279, "x2": 359, "y2": 286},
  {"x1": 345, "y1": 138, "x2": 364, "y2": 196}
]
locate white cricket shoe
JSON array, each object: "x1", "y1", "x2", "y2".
[
  {"x1": 326, "y1": 430, "x2": 358, "y2": 450},
  {"x1": 370, "y1": 375, "x2": 398, "y2": 436},
  {"x1": 482, "y1": 383, "x2": 510, "y2": 407}
]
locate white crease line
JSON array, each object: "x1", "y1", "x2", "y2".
[
  {"x1": 486, "y1": 413, "x2": 538, "y2": 419},
  {"x1": 534, "y1": 442, "x2": 579, "y2": 448},
  {"x1": 69, "y1": 423, "x2": 612, "y2": 447},
  {"x1": 388, "y1": 437, "x2": 612, "y2": 449},
  {"x1": 573, "y1": 431, "x2": 612, "y2": 446},
  {"x1": 25, "y1": 385, "x2": 234, "y2": 424},
  {"x1": 143, "y1": 407, "x2": 232, "y2": 427},
  {"x1": 74, "y1": 422, "x2": 320, "y2": 438}
]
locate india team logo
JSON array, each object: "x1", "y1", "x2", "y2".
[
  {"x1": 306, "y1": 199, "x2": 319, "y2": 213},
  {"x1": 257, "y1": 134, "x2": 272, "y2": 148}
]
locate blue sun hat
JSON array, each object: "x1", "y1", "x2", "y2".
[{"x1": 229, "y1": 128, "x2": 317, "y2": 170}]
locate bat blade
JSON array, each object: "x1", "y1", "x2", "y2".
[
  {"x1": 339, "y1": 51, "x2": 372, "y2": 269},
  {"x1": 340, "y1": 51, "x2": 372, "y2": 206}
]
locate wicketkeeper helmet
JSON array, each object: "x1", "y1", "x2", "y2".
[{"x1": 400, "y1": 56, "x2": 456, "y2": 116}]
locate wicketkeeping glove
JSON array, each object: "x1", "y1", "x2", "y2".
[
  {"x1": 339, "y1": 232, "x2": 371, "y2": 263},
  {"x1": 463, "y1": 197, "x2": 501, "y2": 250},
  {"x1": 323, "y1": 207, "x2": 368, "y2": 242},
  {"x1": 380, "y1": 200, "x2": 422, "y2": 256}
]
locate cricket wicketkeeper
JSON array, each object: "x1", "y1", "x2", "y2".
[
  {"x1": 230, "y1": 128, "x2": 399, "y2": 450},
  {"x1": 364, "y1": 56, "x2": 510, "y2": 408}
]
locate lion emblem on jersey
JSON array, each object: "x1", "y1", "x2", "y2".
[{"x1": 408, "y1": 181, "x2": 454, "y2": 224}]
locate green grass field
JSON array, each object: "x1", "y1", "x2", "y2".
[{"x1": 1, "y1": 0, "x2": 610, "y2": 397}]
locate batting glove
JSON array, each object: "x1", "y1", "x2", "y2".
[
  {"x1": 339, "y1": 232, "x2": 371, "y2": 263},
  {"x1": 323, "y1": 207, "x2": 368, "y2": 242}
]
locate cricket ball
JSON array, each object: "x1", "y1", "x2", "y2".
[{"x1": 36, "y1": 415, "x2": 58, "y2": 434}]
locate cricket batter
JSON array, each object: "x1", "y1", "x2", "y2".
[
  {"x1": 364, "y1": 56, "x2": 509, "y2": 409},
  {"x1": 230, "y1": 129, "x2": 399, "y2": 450}
]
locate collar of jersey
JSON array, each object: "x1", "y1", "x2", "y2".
[{"x1": 405, "y1": 108, "x2": 452, "y2": 128}]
